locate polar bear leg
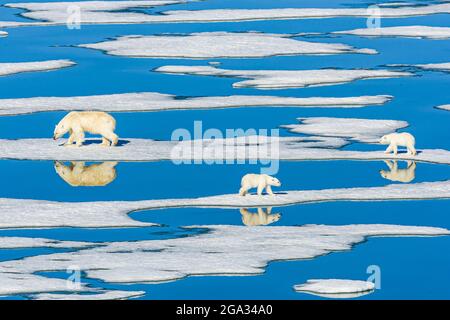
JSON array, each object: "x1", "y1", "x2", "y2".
[
  {"x1": 407, "y1": 143, "x2": 417, "y2": 156},
  {"x1": 257, "y1": 183, "x2": 264, "y2": 196},
  {"x1": 101, "y1": 137, "x2": 110, "y2": 146},
  {"x1": 384, "y1": 145, "x2": 393, "y2": 154},
  {"x1": 392, "y1": 144, "x2": 398, "y2": 155},
  {"x1": 239, "y1": 186, "x2": 248, "y2": 196},
  {"x1": 104, "y1": 133, "x2": 118, "y2": 146},
  {"x1": 74, "y1": 130, "x2": 85, "y2": 147},
  {"x1": 265, "y1": 185, "x2": 274, "y2": 196},
  {"x1": 65, "y1": 131, "x2": 75, "y2": 146}
]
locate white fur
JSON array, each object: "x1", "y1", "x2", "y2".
[
  {"x1": 239, "y1": 173, "x2": 281, "y2": 196},
  {"x1": 380, "y1": 160, "x2": 416, "y2": 183},
  {"x1": 240, "y1": 207, "x2": 281, "y2": 226},
  {"x1": 54, "y1": 161, "x2": 118, "y2": 187},
  {"x1": 53, "y1": 111, "x2": 118, "y2": 147},
  {"x1": 379, "y1": 132, "x2": 416, "y2": 155}
]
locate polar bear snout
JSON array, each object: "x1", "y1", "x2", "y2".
[{"x1": 271, "y1": 179, "x2": 281, "y2": 187}]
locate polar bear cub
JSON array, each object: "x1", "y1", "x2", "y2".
[
  {"x1": 379, "y1": 132, "x2": 416, "y2": 155},
  {"x1": 53, "y1": 111, "x2": 118, "y2": 147},
  {"x1": 239, "y1": 173, "x2": 281, "y2": 196}
]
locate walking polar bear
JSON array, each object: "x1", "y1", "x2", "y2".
[
  {"x1": 239, "y1": 173, "x2": 281, "y2": 196},
  {"x1": 240, "y1": 207, "x2": 281, "y2": 226},
  {"x1": 54, "y1": 161, "x2": 118, "y2": 187},
  {"x1": 53, "y1": 111, "x2": 118, "y2": 147},
  {"x1": 379, "y1": 132, "x2": 416, "y2": 156}
]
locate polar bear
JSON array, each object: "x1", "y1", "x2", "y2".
[
  {"x1": 239, "y1": 173, "x2": 281, "y2": 196},
  {"x1": 53, "y1": 111, "x2": 118, "y2": 147},
  {"x1": 380, "y1": 160, "x2": 416, "y2": 183},
  {"x1": 54, "y1": 161, "x2": 118, "y2": 187},
  {"x1": 240, "y1": 207, "x2": 281, "y2": 226},
  {"x1": 379, "y1": 132, "x2": 416, "y2": 155}
]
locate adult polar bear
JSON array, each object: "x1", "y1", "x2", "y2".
[
  {"x1": 379, "y1": 132, "x2": 416, "y2": 156},
  {"x1": 239, "y1": 173, "x2": 281, "y2": 196},
  {"x1": 53, "y1": 111, "x2": 118, "y2": 147}
]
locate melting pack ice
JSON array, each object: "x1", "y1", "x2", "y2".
[
  {"x1": 0, "y1": 223, "x2": 447, "y2": 298},
  {"x1": 1, "y1": 180, "x2": 450, "y2": 229},
  {"x1": 281, "y1": 117, "x2": 408, "y2": 143},
  {"x1": 0, "y1": 135, "x2": 449, "y2": 163},
  {"x1": 294, "y1": 279, "x2": 375, "y2": 298},
  {"x1": 0, "y1": 60, "x2": 75, "y2": 77},
  {"x1": 0, "y1": 93, "x2": 392, "y2": 116},
  {"x1": 155, "y1": 65, "x2": 413, "y2": 89},
  {"x1": 412, "y1": 62, "x2": 450, "y2": 72},
  {"x1": 78, "y1": 32, "x2": 377, "y2": 58},
  {"x1": 2, "y1": 2, "x2": 450, "y2": 26},
  {"x1": 333, "y1": 26, "x2": 450, "y2": 40}
]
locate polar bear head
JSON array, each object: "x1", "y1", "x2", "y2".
[
  {"x1": 265, "y1": 175, "x2": 281, "y2": 187},
  {"x1": 378, "y1": 134, "x2": 392, "y2": 145},
  {"x1": 379, "y1": 169, "x2": 390, "y2": 179},
  {"x1": 53, "y1": 117, "x2": 71, "y2": 140}
]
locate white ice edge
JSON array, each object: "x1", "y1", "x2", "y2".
[
  {"x1": 0, "y1": 223, "x2": 447, "y2": 296},
  {"x1": 436, "y1": 104, "x2": 450, "y2": 111},
  {"x1": 333, "y1": 26, "x2": 450, "y2": 40},
  {"x1": 0, "y1": 93, "x2": 393, "y2": 116},
  {"x1": 0, "y1": 137, "x2": 448, "y2": 164},
  {"x1": 32, "y1": 290, "x2": 146, "y2": 300},
  {"x1": 1, "y1": 180, "x2": 450, "y2": 229},
  {"x1": 414, "y1": 62, "x2": 450, "y2": 71},
  {"x1": 294, "y1": 279, "x2": 375, "y2": 298},
  {"x1": 77, "y1": 32, "x2": 377, "y2": 58},
  {"x1": 2, "y1": 2, "x2": 450, "y2": 27},
  {"x1": 0, "y1": 31, "x2": 7, "y2": 36},
  {"x1": 0, "y1": 60, "x2": 75, "y2": 77},
  {"x1": 155, "y1": 65, "x2": 413, "y2": 89},
  {"x1": 0, "y1": 237, "x2": 91, "y2": 249},
  {"x1": 281, "y1": 117, "x2": 409, "y2": 143}
]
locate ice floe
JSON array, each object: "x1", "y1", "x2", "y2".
[
  {"x1": 0, "y1": 93, "x2": 393, "y2": 116},
  {"x1": 282, "y1": 117, "x2": 408, "y2": 143},
  {"x1": 3, "y1": 2, "x2": 450, "y2": 26},
  {"x1": 294, "y1": 279, "x2": 375, "y2": 298},
  {"x1": 413, "y1": 62, "x2": 450, "y2": 72},
  {"x1": 0, "y1": 60, "x2": 75, "y2": 77},
  {"x1": 436, "y1": 105, "x2": 450, "y2": 111},
  {"x1": 155, "y1": 65, "x2": 412, "y2": 89},
  {"x1": 0, "y1": 31, "x2": 7, "y2": 37},
  {"x1": 0, "y1": 136, "x2": 449, "y2": 164},
  {"x1": 33, "y1": 290, "x2": 145, "y2": 300},
  {"x1": 334, "y1": 26, "x2": 450, "y2": 40},
  {"x1": 0, "y1": 198, "x2": 153, "y2": 229},
  {"x1": 0, "y1": 237, "x2": 90, "y2": 249},
  {"x1": 2, "y1": 180, "x2": 450, "y2": 229},
  {"x1": 0, "y1": 224, "x2": 446, "y2": 294},
  {"x1": 78, "y1": 32, "x2": 377, "y2": 58}
]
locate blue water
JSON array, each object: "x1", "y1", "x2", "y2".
[{"x1": 0, "y1": 0, "x2": 449, "y2": 299}]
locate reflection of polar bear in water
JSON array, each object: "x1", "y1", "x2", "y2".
[
  {"x1": 380, "y1": 160, "x2": 416, "y2": 183},
  {"x1": 53, "y1": 111, "x2": 118, "y2": 147},
  {"x1": 239, "y1": 207, "x2": 281, "y2": 226},
  {"x1": 379, "y1": 132, "x2": 416, "y2": 155},
  {"x1": 239, "y1": 174, "x2": 281, "y2": 196},
  {"x1": 55, "y1": 161, "x2": 118, "y2": 187}
]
